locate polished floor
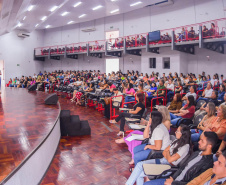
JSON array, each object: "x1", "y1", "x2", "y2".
[
  {"x1": 41, "y1": 95, "x2": 132, "y2": 185},
  {"x1": 0, "y1": 88, "x2": 60, "y2": 182}
]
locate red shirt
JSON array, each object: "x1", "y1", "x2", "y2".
[{"x1": 182, "y1": 104, "x2": 195, "y2": 119}]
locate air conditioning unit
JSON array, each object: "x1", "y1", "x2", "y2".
[
  {"x1": 146, "y1": 0, "x2": 173, "y2": 7},
  {"x1": 17, "y1": 33, "x2": 30, "y2": 38},
  {"x1": 81, "y1": 28, "x2": 96, "y2": 32}
]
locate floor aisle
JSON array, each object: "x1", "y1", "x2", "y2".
[{"x1": 41, "y1": 97, "x2": 132, "y2": 185}]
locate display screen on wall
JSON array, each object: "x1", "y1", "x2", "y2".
[{"x1": 148, "y1": 31, "x2": 161, "y2": 42}]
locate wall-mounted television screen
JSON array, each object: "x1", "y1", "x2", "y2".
[{"x1": 148, "y1": 31, "x2": 161, "y2": 42}]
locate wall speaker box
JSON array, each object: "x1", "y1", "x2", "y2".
[
  {"x1": 28, "y1": 84, "x2": 37, "y2": 91},
  {"x1": 45, "y1": 93, "x2": 58, "y2": 105}
]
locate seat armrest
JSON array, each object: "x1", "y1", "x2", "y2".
[{"x1": 143, "y1": 164, "x2": 171, "y2": 176}]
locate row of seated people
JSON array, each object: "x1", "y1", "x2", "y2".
[
  {"x1": 108, "y1": 34, "x2": 147, "y2": 49},
  {"x1": 111, "y1": 92, "x2": 226, "y2": 184},
  {"x1": 159, "y1": 23, "x2": 225, "y2": 44},
  {"x1": 41, "y1": 46, "x2": 88, "y2": 55},
  {"x1": 6, "y1": 70, "x2": 226, "y2": 184}
]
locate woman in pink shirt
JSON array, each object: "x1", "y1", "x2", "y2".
[{"x1": 124, "y1": 83, "x2": 136, "y2": 107}]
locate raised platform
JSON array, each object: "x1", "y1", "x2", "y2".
[{"x1": 0, "y1": 88, "x2": 61, "y2": 185}]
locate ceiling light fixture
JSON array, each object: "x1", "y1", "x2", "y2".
[
  {"x1": 110, "y1": 9, "x2": 119, "y2": 13},
  {"x1": 41, "y1": 16, "x2": 47, "y2": 21},
  {"x1": 23, "y1": 16, "x2": 26, "y2": 20},
  {"x1": 111, "y1": 0, "x2": 117, "y2": 1},
  {"x1": 46, "y1": 25, "x2": 50, "y2": 29},
  {"x1": 130, "y1": 1, "x2": 142, "y2": 7},
  {"x1": 67, "y1": 21, "x2": 74, "y2": 24},
  {"x1": 74, "y1": 2, "x2": 82, "y2": 7},
  {"x1": 27, "y1": 5, "x2": 34, "y2": 11},
  {"x1": 17, "y1": 22, "x2": 22, "y2": 27},
  {"x1": 92, "y1": 5, "x2": 103, "y2": 10},
  {"x1": 50, "y1": 6, "x2": 58, "y2": 12},
  {"x1": 78, "y1": 14, "x2": 86, "y2": 18},
  {"x1": 35, "y1": 24, "x2": 39, "y2": 27},
  {"x1": 61, "y1": 12, "x2": 69, "y2": 16}
]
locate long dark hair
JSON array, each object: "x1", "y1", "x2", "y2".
[
  {"x1": 136, "y1": 92, "x2": 144, "y2": 103},
  {"x1": 184, "y1": 95, "x2": 196, "y2": 110},
  {"x1": 149, "y1": 111, "x2": 163, "y2": 139},
  {"x1": 171, "y1": 124, "x2": 192, "y2": 155},
  {"x1": 128, "y1": 83, "x2": 133, "y2": 91}
]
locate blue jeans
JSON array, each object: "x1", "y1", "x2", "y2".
[
  {"x1": 196, "y1": 97, "x2": 207, "y2": 103},
  {"x1": 191, "y1": 129, "x2": 203, "y2": 142},
  {"x1": 144, "y1": 178, "x2": 167, "y2": 185},
  {"x1": 133, "y1": 144, "x2": 152, "y2": 166},
  {"x1": 126, "y1": 158, "x2": 169, "y2": 185},
  {"x1": 124, "y1": 96, "x2": 135, "y2": 107},
  {"x1": 167, "y1": 91, "x2": 174, "y2": 102},
  {"x1": 170, "y1": 113, "x2": 182, "y2": 126}
]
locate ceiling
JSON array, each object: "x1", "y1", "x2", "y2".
[{"x1": 0, "y1": 0, "x2": 173, "y2": 35}]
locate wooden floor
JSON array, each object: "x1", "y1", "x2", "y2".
[
  {"x1": 41, "y1": 96, "x2": 132, "y2": 185},
  {"x1": 0, "y1": 88, "x2": 60, "y2": 182}
]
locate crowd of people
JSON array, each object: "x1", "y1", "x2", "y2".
[{"x1": 6, "y1": 69, "x2": 226, "y2": 185}]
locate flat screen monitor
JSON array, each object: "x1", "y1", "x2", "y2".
[{"x1": 149, "y1": 31, "x2": 161, "y2": 42}]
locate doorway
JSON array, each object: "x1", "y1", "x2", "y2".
[{"x1": 105, "y1": 58, "x2": 119, "y2": 75}]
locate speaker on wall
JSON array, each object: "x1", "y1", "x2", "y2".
[
  {"x1": 28, "y1": 84, "x2": 37, "y2": 91},
  {"x1": 45, "y1": 93, "x2": 58, "y2": 105}
]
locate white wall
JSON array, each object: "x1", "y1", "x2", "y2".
[
  {"x1": 0, "y1": 30, "x2": 44, "y2": 82},
  {"x1": 187, "y1": 46, "x2": 226, "y2": 77},
  {"x1": 141, "y1": 47, "x2": 181, "y2": 75},
  {"x1": 41, "y1": 0, "x2": 226, "y2": 75},
  {"x1": 1, "y1": 0, "x2": 226, "y2": 80}
]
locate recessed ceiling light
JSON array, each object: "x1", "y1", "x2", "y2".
[
  {"x1": 41, "y1": 16, "x2": 47, "y2": 21},
  {"x1": 130, "y1": 1, "x2": 142, "y2": 7},
  {"x1": 35, "y1": 24, "x2": 39, "y2": 27},
  {"x1": 92, "y1": 5, "x2": 103, "y2": 10},
  {"x1": 23, "y1": 16, "x2": 26, "y2": 20},
  {"x1": 111, "y1": 0, "x2": 117, "y2": 1},
  {"x1": 46, "y1": 25, "x2": 50, "y2": 29},
  {"x1": 110, "y1": 9, "x2": 119, "y2": 13},
  {"x1": 74, "y1": 2, "x2": 82, "y2": 7},
  {"x1": 78, "y1": 14, "x2": 86, "y2": 18},
  {"x1": 61, "y1": 12, "x2": 69, "y2": 16},
  {"x1": 27, "y1": 5, "x2": 34, "y2": 11},
  {"x1": 17, "y1": 22, "x2": 22, "y2": 27},
  {"x1": 50, "y1": 6, "x2": 58, "y2": 12},
  {"x1": 67, "y1": 21, "x2": 74, "y2": 24}
]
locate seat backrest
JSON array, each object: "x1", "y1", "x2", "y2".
[
  {"x1": 194, "y1": 112, "x2": 206, "y2": 126},
  {"x1": 178, "y1": 154, "x2": 190, "y2": 167},
  {"x1": 142, "y1": 108, "x2": 147, "y2": 118},
  {"x1": 196, "y1": 100, "x2": 206, "y2": 109}
]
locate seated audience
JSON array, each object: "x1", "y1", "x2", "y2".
[
  {"x1": 126, "y1": 124, "x2": 192, "y2": 185},
  {"x1": 109, "y1": 93, "x2": 145, "y2": 136},
  {"x1": 104, "y1": 88, "x2": 122, "y2": 119},
  {"x1": 170, "y1": 95, "x2": 196, "y2": 126},
  {"x1": 187, "y1": 150, "x2": 226, "y2": 185},
  {"x1": 205, "y1": 104, "x2": 226, "y2": 140},
  {"x1": 188, "y1": 27, "x2": 195, "y2": 38},
  {"x1": 218, "y1": 85, "x2": 226, "y2": 102},
  {"x1": 132, "y1": 111, "x2": 171, "y2": 165},
  {"x1": 182, "y1": 85, "x2": 197, "y2": 106},
  {"x1": 115, "y1": 105, "x2": 170, "y2": 165},
  {"x1": 124, "y1": 83, "x2": 136, "y2": 106},
  {"x1": 143, "y1": 132, "x2": 218, "y2": 185},
  {"x1": 191, "y1": 102, "x2": 216, "y2": 142},
  {"x1": 168, "y1": 94, "x2": 183, "y2": 114}
]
